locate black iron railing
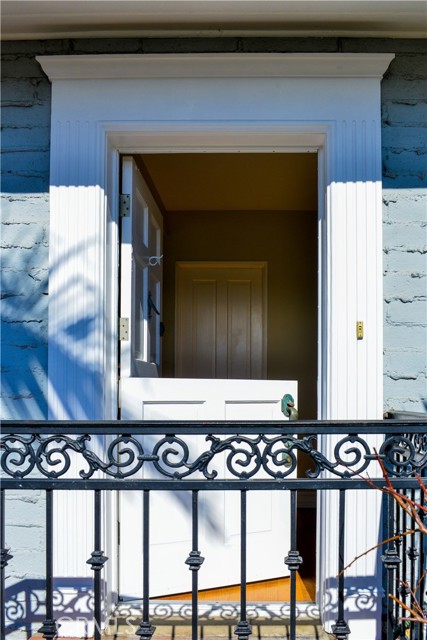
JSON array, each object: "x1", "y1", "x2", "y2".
[{"x1": 1, "y1": 420, "x2": 426, "y2": 640}]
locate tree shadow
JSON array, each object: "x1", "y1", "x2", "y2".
[{"x1": 1, "y1": 231, "x2": 102, "y2": 421}]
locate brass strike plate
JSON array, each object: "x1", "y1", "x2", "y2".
[{"x1": 356, "y1": 321, "x2": 364, "y2": 340}]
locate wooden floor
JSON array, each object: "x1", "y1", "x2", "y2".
[{"x1": 155, "y1": 573, "x2": 316, "y2": 602}]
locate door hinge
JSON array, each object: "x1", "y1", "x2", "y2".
[
  {"x1": 119, "y1": 317, "x2": 129, "y2": 341},
  {"x1": 119, "y1": 194, "x2": 130, "y2": 217},
  {"x1": 117, "y1": 520, "x2": 121, "y2": 546}
]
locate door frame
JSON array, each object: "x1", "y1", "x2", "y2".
[
  {"x1": 37, "y1": 52, "x2": 394, "y2": 636},
  {"x1": 108, "y1": 128, "x2": 326, "y2": 418},
  {"x1": 38, "y1": 52, "x2": 394, "y2": 425},
  {"x1": 108, "y1": 129, "x2": 325, "y2": 415}
]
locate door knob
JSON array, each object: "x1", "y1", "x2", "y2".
[{"x1": 281, "y1": 394, "x2": 298, "y2": 420}]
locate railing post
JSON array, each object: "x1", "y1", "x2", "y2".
[
  {"x1": 87, "y1": 490, "x2": 108, "y2": 640},
  {"x1": 331, "y1": 490, "x2": 350, "y2": 640},
  {"x1": 38, "y1": 490, "x2": 59, "y2": 640},
  {"x1": 136, "y1": 490, "x2": 156, "y2": 640},
  {"x1": 186, "y1": 490, "x2": 204, "y2": 640},
  {"x1": 381, "y1": 493, "x2": 402, "y2": 640},
  {"x1": 284, "y1": 490, "x2": 303, "y2": 640},
  {"x1": 234, "y1": 490, "x2": 252, "y2": 640},
  {"x1": 1, "y1": 489, "x2": 13, "y2": 640}
]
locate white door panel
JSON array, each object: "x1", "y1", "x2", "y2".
[{"x1": 119, "y1": 378, "x2": 297, "y2": 598}]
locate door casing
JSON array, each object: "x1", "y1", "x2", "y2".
[{"x1": 38, "y1": 52, "x2": 393, "y2": 637}]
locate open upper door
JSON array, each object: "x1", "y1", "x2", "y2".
[{"x1": 120, "y1": 156, "x2": 163, "y2": 382}]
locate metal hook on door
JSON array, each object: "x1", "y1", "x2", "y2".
[{"x1": 145, "y1": 255, "x2": 163, "y2": 267}]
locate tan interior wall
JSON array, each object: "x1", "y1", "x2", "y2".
[
  {"x1": 139, "y1": 153, "x2": 318, "y2": 212},
  {"x1": 162, "y1": 210, "x2": 318, "y2": 420}
]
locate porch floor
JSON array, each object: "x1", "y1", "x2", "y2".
[
  {"x1": 31, "y1": 629, "x2": 334, "y2": 640},
  {"x1": 110, "y1": 598, "x2": 332, "y2": 639},
  {"x1": 107, "y1": 624, "x2": 334, "y2": 639}
]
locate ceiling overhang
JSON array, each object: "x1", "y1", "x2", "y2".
[{"x1": 2, "y1": 0, "x2": 426, "y2": 40}]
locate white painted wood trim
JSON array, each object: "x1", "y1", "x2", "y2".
[
  {"x1": 39, "y1": 52, "x2": 393, "y2": 639},
  {"x1": 37, "y1": 53, "x2": 395, "y2": 80}
]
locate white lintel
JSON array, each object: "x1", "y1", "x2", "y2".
[{"x1": 36, "y1": 52, "x2": 395, "y2": 81}]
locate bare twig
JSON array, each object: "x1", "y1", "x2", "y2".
[
  {"x1": 389, "y1": 573, "x2": 427, "y2": 625},
  {"x1": 338, "y1": 530, "x2": 417, "y2": 576}
]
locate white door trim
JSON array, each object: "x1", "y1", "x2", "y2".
[
  {"x1": 38, "y1": 52, "x2": 394, "y2": 80},
  {"x1": 38, "y1": 52, "x2": 393, "y2": 639}
]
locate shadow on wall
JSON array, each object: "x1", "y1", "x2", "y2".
[
  {"x1": 1, "y1": 227, "x2": 102, "y2": 420},
  {"x1": 1, "y1": 228, "x2": 108, "y2": 639},
  {"x1": 1, "y1": 200, "x2": 49, "y2": 419},
  {"x1": 322, "y1": 576, "x2": 382, "y2": 629}
]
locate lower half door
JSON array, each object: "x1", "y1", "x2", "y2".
[{"x1": 119, "y1": 378, "x2": 297, "y2": 599}]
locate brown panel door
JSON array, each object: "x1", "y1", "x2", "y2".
[{"x1": 175, "y1": 261, "x2": 267, "y2": 379}]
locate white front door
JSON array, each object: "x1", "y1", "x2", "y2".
[{"x1": 119, "y1": 157, "x2": 297, "y2": 599}]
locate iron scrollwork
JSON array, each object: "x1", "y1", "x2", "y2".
[
  {"x1": 0, "y1": 434, "x2": 157, "y2": 479},
  {"x1": 261, "y1": 434, "x2": 372, "y2": 479},
  {"x1": 152, "y1": 434, "x2": 264, "y2": 480},
  {"x1": 379, "y1": 434, "x2": 427, "y2": 476},
  {"x1": 1, "y1": 430, "x2": 426, "y2": 480}
]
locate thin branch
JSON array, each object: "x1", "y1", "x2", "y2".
[
  {"x1": 400, "y1": 617, "x2": 427, "y2": 623},
  {"x1": 389, "y1": 593, "x2": 427, "y2": 625},
  {"x1": 338, "y1": 529, "x2": 418, "y2": 576},
  {"x1": 400, "y1": 573, "x2": 427, "y2": 618},
  {"x1": 389, "y1": 593, "x2": 421, "y2": 618}
]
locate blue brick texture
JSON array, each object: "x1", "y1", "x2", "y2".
[{"x1": 381, "y1": 49, "x2": 427, "y2": 414}]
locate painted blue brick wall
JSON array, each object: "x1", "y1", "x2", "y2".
[
  {"x1": 1, "y1": 43, "x2": 52, "y2": 421},
  {"x1": 381, "y1": 52, "x2": 427, "y2": 413},
  {"x1": 1, "y1": 45, "x2": 53, "y2": 640},
  {"x1": 1, "y1": 37, "x2": 426, "y2": 638}
]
